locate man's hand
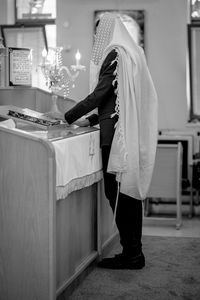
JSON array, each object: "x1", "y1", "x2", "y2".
[
  {"x1": 44, "y1": 111, "x2": 66, "y2": 122},
  {"x1": 73, "y1": 116, "x2": 90, "y2": 127}
]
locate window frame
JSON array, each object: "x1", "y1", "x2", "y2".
[{"x1": 187, "y1": 23, "x2": 200, "y2": 122}]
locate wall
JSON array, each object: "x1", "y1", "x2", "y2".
[
  {"x1": 0, "y1": 1, "x2": 7, "y2": 24},
  {"x1": 0, "y1": 0, "x2": 190, "y2": 130},
  {"x1": 0, "y1": 0, "x2": 15, "y2": 24},
  {"x1": 57, "y1": 0, "x2": 189, "y2": 130}
]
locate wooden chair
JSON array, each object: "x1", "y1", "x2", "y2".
[{"x1": 144, "y1": 143, "x2": 183, "y2": 229}]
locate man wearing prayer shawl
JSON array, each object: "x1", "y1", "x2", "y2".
[{"x1": 48, "y1": 13, "x2": 158, "y2": 269}]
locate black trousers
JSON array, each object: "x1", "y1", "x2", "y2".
[{"x1": 101, "y1": 146, "x2": 143, "y2": 256}]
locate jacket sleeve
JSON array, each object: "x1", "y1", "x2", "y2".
[
  {"x1": 86, "y1": 113, "x2": 99, "y2": 126},
  {"x1": 64, "y1": 50, "x2": 117, "y2": 124}
]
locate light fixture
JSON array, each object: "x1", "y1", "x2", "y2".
[{"x1": 40, "y1": 46, "x2": 86, "y2": 113}]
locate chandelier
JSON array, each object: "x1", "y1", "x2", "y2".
[{"x1": 40, "y1": 46, "x2": 85, "y2": 113}]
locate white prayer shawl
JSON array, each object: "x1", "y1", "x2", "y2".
[{"x1": 91, "y1": 14, "x2": 158, "y2": 200}]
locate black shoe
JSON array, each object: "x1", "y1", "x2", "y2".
[{"x1": 97, "y1": 252, "x2": 145, "y2": 270}]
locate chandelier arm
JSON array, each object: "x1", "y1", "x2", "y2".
[{"x1": 59, "y1": 66, "x2": 80, "y2": 82}]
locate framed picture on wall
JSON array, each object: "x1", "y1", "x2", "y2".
[
  {"x1": 94, "y1": 10, "x2": 145, "y2": 50},
  {"x1": 15, "y1": 0, "x2": 56, "y2": 24},
  {"x1": 0, "y1": 47, "x2": 32, "y2": 87},
  {"x1": 190, "y1": 0, "x2": 200, "y2": 23},
  {"x1": 9, "y1": 47, "x2": 32, "y2": 86}
]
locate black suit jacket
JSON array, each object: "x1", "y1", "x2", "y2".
[{"x1": 65, "y1": 49, "x2": 118, "y2": 146}]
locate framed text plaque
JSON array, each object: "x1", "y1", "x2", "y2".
[{"x1": 9, "y1": 48, "x2": 32, "y2": 86}]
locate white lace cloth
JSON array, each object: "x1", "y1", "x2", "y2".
[
  {"x1": 52, "y1": 130, "x2": 103, "y2": 200},
  {"x1": 0, "y1": 117, "x2": 103, "y2": 200}
]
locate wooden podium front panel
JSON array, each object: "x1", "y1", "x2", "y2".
[
  {"x1": 0, "y1": 125, "x2": 116, "y2": 299},
  {"x1": 0, "y1": 127, "x2": 56, "y2": 300},
  {"x1": 56, "y1": 185, "x2": 97, "y2": 293}
]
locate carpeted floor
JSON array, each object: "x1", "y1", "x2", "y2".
[{"x1": 68, "y1": 235, "x2": 200, "y2": 300}]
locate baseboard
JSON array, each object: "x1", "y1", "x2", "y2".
[
  {"x1": 57, "y1": 258, "x2": 97, "y2": 300},
  {"x1": 57, "y1": 233, "x2": 119, "y2": 299}
]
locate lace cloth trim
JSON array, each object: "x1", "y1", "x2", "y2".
[{"x1": 56, "y1": 170, "x2": 103, "y2": 200}]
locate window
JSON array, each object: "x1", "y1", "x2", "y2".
[{"x1": 187, "y1": 24, "x2": 200, "y2": 121}]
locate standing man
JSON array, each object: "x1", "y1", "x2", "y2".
[{"x1": 48, "y1": 13, "x2": 158, "y2": 269}]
